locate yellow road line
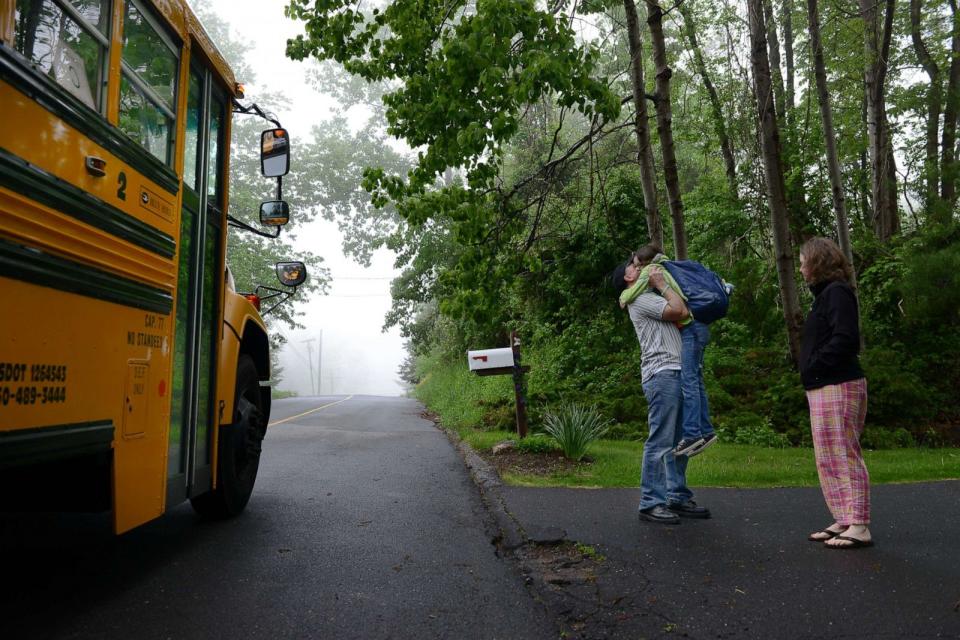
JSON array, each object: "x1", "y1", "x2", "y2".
[{"x1": 268, "y1": 395, "x2": 354, "y2": 427}]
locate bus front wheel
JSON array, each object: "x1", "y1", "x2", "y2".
[{"x1": 191, "y1": 354, "x2": 265, "y2": 519}]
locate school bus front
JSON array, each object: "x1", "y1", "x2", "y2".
[{"x1": 0, "y1": 0, "x2": 302, "y2": 533}]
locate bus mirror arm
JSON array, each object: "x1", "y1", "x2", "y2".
[
  {"x1": 227, "y1": 214, "x2": 281, "y2": 239},
  {"x1": 253, "y1": 284, "x2": 297, "y2": 317},
  {"x1": 232, "y1": 99, "x2": 282, "y2": 129}
]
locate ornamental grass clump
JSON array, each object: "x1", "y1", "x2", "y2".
[{"x1": 540, "y1": 403, "x2": 611, "y2": 461}]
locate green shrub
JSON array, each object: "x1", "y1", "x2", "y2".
[
  {"x1": 605, "y1": 421, "x2": 646, "y2": 441},
  {"x1": 608, "y1": 394, "x2": 648, "y2": 423},
  {"x1": 703, "y1": 380, "x2": 736, "y2": 415},
  {"x1": 901, "y1": 242, "x2": 960, "y2": 323},
  {"x1": 860, "y1": 348, "x2": 934, "y2": 430},
  {"x1": 540, "y1": 403, "x2": 611, "y2": 461},
  {"x1": 717, "y1": 416, "x2": 790, "y2": 448},
  {"x1": 715, "y1": 410, "x2": 764, "y2": 434},
  {"x1": 413, "y1": 353, "x2": 514, "y2": 433},
  {"x1": 861, "y1": 427, "x2": 915, "y2": 450},
  {"x1": 410, "y1": 229, "x2": 960, "y2": 451},
  {"x1": 516, "y1": 435, "x2": 559, "y2": 454},
  {"x1": 917, "y1": 428, "x2": 947, "y2": 448},
  {"x1": 478, "y1": 399, "x2": 516, "y2": 431}
]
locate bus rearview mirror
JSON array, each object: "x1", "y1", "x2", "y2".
[
  {"x1": 259, "y1": 200, "x2": 289, "y2": 226},
  {"x1": 261, "y1": 128, "x2": 290, "y2": 177},
  {"x1": 276, "y1": 261, "x2": 306, "y2": 287}
]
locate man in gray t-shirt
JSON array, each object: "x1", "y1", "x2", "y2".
[
  {"x1": 627, "y1": 291, "x2": 683, "y2": 384},
  {"x1": 614, "y1": 251, "x2": 711, "y2": 524}
]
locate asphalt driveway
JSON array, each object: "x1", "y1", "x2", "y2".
[{"x1": 497, "y1": 481, "x2": 960, "y2": 639}]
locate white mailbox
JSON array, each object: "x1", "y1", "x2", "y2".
[
  {"x1": 467, "y1": 332, "x2": 530, "y2": 437},
  {"x1": 467, "y1": 347, "x2": 515, "y2": 372}
]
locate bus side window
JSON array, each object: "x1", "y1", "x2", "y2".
[
  {"x1": 117, "y1": 0, "x2": 179, "y2": 166},
  {"x1": 206, "y1": 90, "x2": 226, "y2": 207},
  {"x1": 13, "y1": 0, "x2": 111, "y2": 112},
  {"x1": 183, "y1": 69, "x2": 202, "y2": 192}
]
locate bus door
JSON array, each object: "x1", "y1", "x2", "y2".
[{"x1": 167, "y1": 59, "x2": 226, "y2": 508}]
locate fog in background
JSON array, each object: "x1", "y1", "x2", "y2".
[
  {"x1": 277, "y1": 227, "x2": 409, "y2": 397},
  {"x1": 198, "y1": 0, "x2": 408, "y2": 397}
]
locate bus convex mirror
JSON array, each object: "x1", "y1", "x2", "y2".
[
  {"x1": 261, "y1": 128, "x2": 290, "y2": 177},
  {"x1": 259, "y1": 200, "x2": 289, "y2": 226},
  {"x1": 276, "y1": 261, "x2": 306, "y2": 287}
]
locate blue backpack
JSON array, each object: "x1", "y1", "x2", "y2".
[{"x1": 662, "y1": 260, "x2": 730, "y2": 324}]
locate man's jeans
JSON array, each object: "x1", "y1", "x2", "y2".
[
  {"x1": 639, "y1": 369, "x2": 693, "y2": 510},
  {"x1": 680, "y1": 320, "x2": 715, "y2": 442}
]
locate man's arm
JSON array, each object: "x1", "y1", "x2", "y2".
[{"x1": 649, "y1": 267, "x2": 690, "y2": 322}]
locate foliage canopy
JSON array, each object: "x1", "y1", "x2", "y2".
[{"x1": 283, "y1": 0, "x2": 960, "y2": 444}]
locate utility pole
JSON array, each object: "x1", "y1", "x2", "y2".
[
  {"x1": 301, "y1": 338, "x2": 316, "y2": 395},
  {"x1": 316, "y1": 329, "x2": 323, "y2": 396}
]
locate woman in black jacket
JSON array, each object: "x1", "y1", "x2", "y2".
[{"x1": 799, "y1": 237, "x2": 871, "y2": 549}]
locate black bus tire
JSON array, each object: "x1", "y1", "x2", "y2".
[{"x1": 191, "y1": 354, "x2": 265, "y2": 519}]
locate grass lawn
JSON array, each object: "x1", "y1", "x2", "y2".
[{"x1": 460, "y1": 430, "x2": 960, "y2": 488}]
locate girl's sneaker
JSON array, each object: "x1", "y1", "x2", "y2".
[
  {"x1": 687, "y1": 433, "x2": 718, "y2": 457},
  {"x1": 673, "y1": 437, "x2": 704, "y2": 456}
]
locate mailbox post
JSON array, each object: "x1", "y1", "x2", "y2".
[
  {"x1": 510, "y1": 331, "x2": 529, "y2": 438},
  {"x1": 467, "y1": 331, "x2": 530, "y2": 438}
]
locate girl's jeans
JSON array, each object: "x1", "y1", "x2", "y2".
[{"x1": 680, "y1": 320, "x2": 715, "y2": 442}]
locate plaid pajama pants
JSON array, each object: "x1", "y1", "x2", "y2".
[{"x1": 806, "y1": 378, "x2": 870, "y2": 525}]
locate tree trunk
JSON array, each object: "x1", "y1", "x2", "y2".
[
  {"x1": 784, "y1": 0, "x2": 796, "y2": 113},
  {"x1": 19, "y1": 0, "x2": 45, "y2": 56},
  {"x1": 807, "y1": 0, "x2": 856, "y2": 288},
  {"x1": 748, "y1": 0, "x2": 804, "y2": 364},
  {"x1": 678, "y1": 1, "x2": 738, "y2": 200},
  {"x1": 645, "y1": 1, "x2": 687, "y2": 259},
  {"x1": 623, "y1": 0, "x2": 664, "y2": 248},
  {"x1": 910, "y1": 0, "x2": 943, "y2": 217},
  {"x1": 763, "y1": 0, "x2": 787, "y2": 122},
  {"x1": 766, "y1": 0, "x2": 811, "y2": 244},
  {"x1": 860, "y1": 0, "x2": 900, "y2": 241},
  {"x1": 859, "y1": 95, "x2": 872, "y2": 226},
  {"x1": 941, "y1": 1, "x2": 960, "y2": 209}
]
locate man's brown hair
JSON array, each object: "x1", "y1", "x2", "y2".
[{"x1": 800, "y1": 237, "x2": 853, "y2": 285}]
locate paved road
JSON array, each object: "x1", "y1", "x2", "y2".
[
  {"x1": 0, "y1": 396, "x2": 554, "y2": 640},
  {"x1": 501, "y1": 481, "x2": 960, "y2": 639}
]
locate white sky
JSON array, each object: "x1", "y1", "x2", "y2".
[{"x1": 198, "y1": 0, "x2": 408, "y2": 397}]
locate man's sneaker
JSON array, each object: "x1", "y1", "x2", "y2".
[
  {"x1": 638, "y1": 504, "x2": 681, "y2": 525},
  {"x1": 667, "y1": 499, "x2": 711, "y2": 519},
  {"x1": 687, "y1": 433, "x2": 718, "y2": 458},
  {"x1": 673, "y1": 437, "x2": 704, "y2": 456}
]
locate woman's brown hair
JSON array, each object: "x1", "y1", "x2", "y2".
[{"x1": 800, "y1": 237, "x2": 853, "y2": 285}]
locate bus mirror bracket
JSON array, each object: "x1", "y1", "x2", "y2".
[
  {"x1": 227, "y1": 213, "x2": 281, "y2": 239},
  {"x1": 231, "y1": 101, "x2": 290, "y2": 179},
  {"x1": 253, "y1": 261, "x2": 308, "y2": 316},
  {"x1": 232, "y1": 99, "x2": 282, "y2": 128},
  {"x1": 231, "y1": 99, "x2": 291, "y2": 236}
]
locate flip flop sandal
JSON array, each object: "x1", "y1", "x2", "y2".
[
  {"x1": 825, "y1": 535, "x2": 874, "y2": 549},
  {"x1": 807, "y1": 528, "x2": 842, "y2": 542}
]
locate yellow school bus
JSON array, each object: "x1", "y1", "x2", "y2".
[{"x1": 0, "y1": 0, "x2": 306, "y2": 533}]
